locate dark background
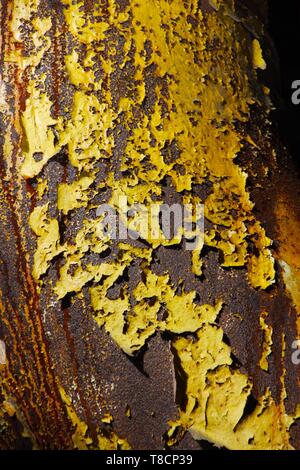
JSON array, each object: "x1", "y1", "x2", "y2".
[{"x1": 268, "y1": 0, "x2": 300, "y2": 169}]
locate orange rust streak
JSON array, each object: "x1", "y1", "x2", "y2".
[{"x1": 0, "y1": 2, "x2": 74, "y2": 449}]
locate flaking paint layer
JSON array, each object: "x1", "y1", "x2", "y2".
[{"x1": 2, "y1": 0, "x2": 299, "y2": 450}]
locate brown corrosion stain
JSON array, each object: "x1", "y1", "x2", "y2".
[
  {"x1": 0, "y1": 0, "x2": 300, "y2": 451},
  {"x1": 0, "y1": 1, "x2": 76, "y2": 449}
]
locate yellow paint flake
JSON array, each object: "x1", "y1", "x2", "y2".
[
  {"x1": 167, "y1": 326, "x2": 293, "y2": 450},
  {"x1": 259, "y1": 311, "x2": 273, "y2": 372},
  {"x1": 125, "y1": 405, "x2": 132, "y2": 419},
  {"x1": 57, "y1": 175, "x2": 94, "y2": 215},
  {"x1": 248, "y1": 249, "x2": 276, "y2": 290},
  {"x1": 29, "y1": 204, "x2": 64, "y2": 279},
  {"x1": 247, "y1": 223, "x2": 276, "y2": 289},
  {"x1": 55, "y1": 261, "x2": 115, "y2": 300},
  {"x1": 36, "y1": 178, "x2": 48, "y2": 199},
  {"x1": 97, "y1": 431, "x2": 131, "y2": 451},
  {"x1": 246, "y1": 135, "x2": 259, "y2": 148},
  {"x1": 161, "y1": 295, "x2": 223, "y2": 334},
  {"x1": 2, "y1": 400, "x2": 16, "y2": 417},
  {"x1": 252, "y1": 39, "x2": 267, "y2": 70},
  {"x1": 21, "y1": 81, "x2": 58, "y2": 179},
  {"x1": 101, "y1": 412, "x2": 113, "y2": 424},
  {"x1": 65, "y1": 50, "x2": 97, "y2": 89}
]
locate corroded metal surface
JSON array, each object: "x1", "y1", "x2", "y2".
[{"x1": 0, "y1": 0, "x2": 299, "y2": 450}]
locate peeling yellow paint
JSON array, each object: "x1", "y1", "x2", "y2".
[
  {"x1": 29, "y1": 204, "x2": 64, "y2": 279},
  {"x1": 259, "y1": 311, "x2": 273, "y2": 372},
  {"x1": 167, "y1": 328, "x2": 295, "y2": 450},
  {"x1": 65, "y1": 50, "x2": 97, "y2": 90},
  {"x1": 17, "y1": 0, "x2": 298, "y2": 451},
  {"x1": 21, "y1": 81, "x2": 58, "y2": 179},
  {"x1": 252, "y1": 39, "x2": 266, "y2": 70},
  {"x1": 36, "y1": 178, "x2": 48, "y2": 200},
  {"x1": 57, "y1": 175, "x2": 94, "y2": 215}
]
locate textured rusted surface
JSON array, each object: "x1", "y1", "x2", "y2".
[{"x1": 0, "y1": 0, "x2": 299, "y2": 450}]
